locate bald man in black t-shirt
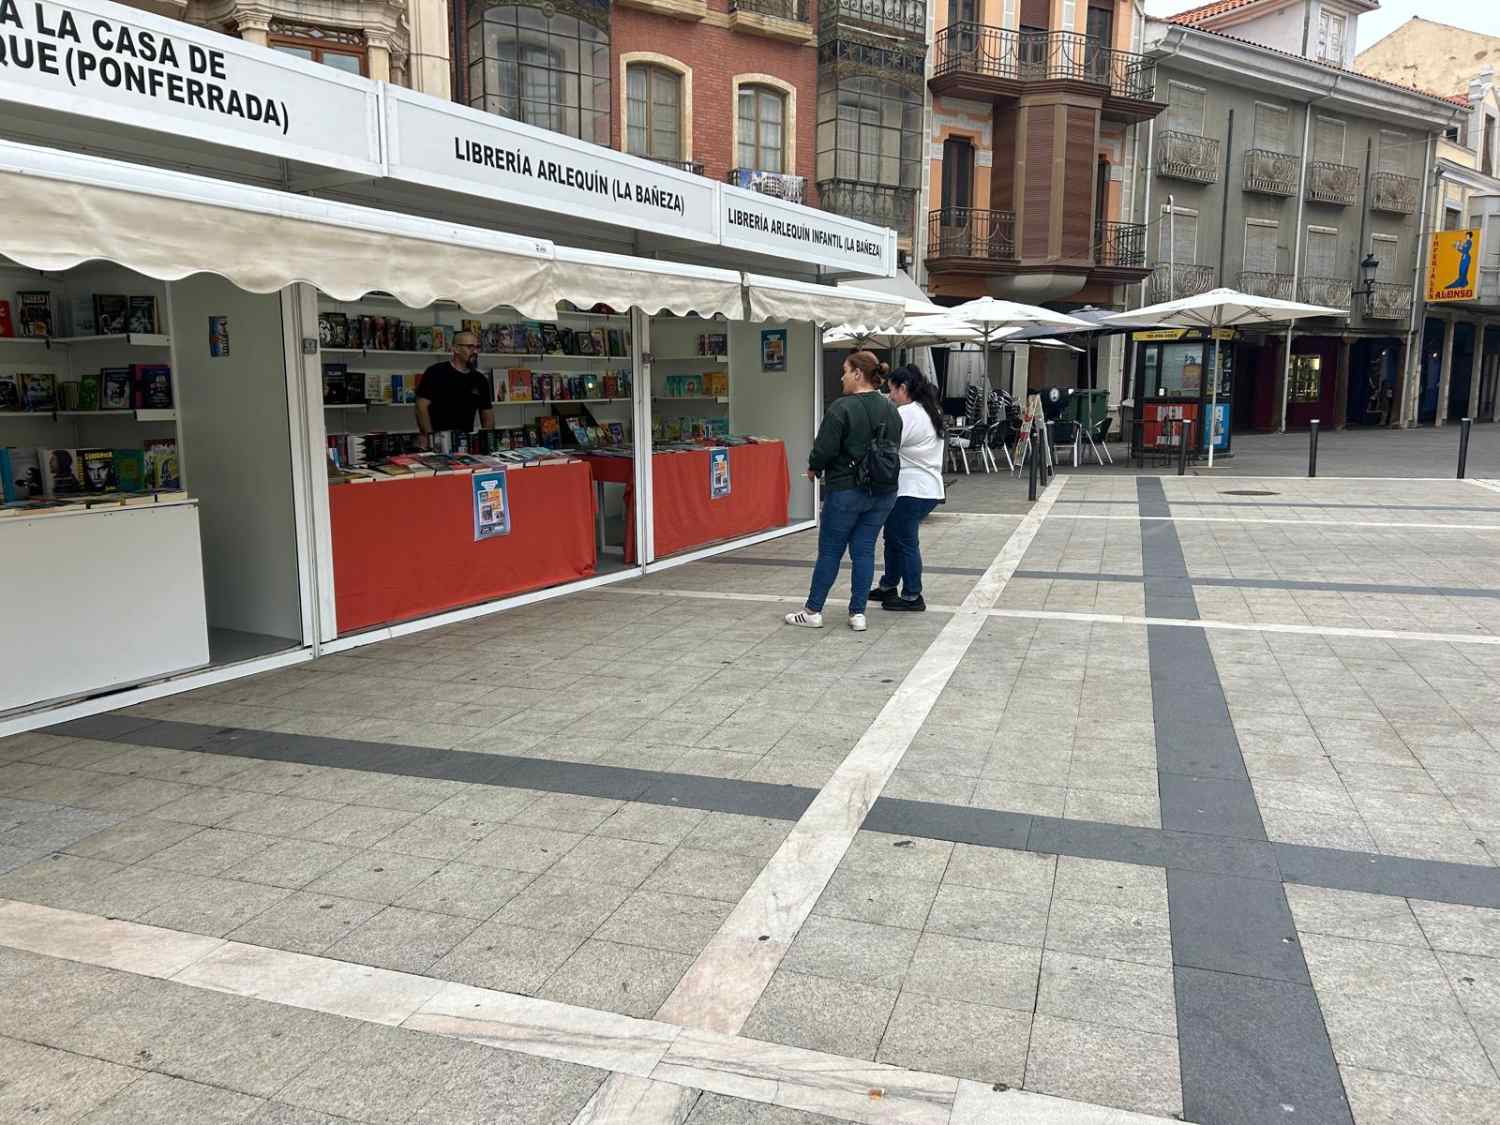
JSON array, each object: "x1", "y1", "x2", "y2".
[{"x1": 416, "y1": 332, "x2": 493, "y2": 442}]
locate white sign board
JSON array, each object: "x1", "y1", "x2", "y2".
[
  {"x1": 0, "y1": 0, "x2": 381, "y2": 175},
  {"x1": 721, "y1": 183, "x2": 895, "y2": 277},
  {"x1": 384, "y1": 86, "x2": 719, "y2": 245}
]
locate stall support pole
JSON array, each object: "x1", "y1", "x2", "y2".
[
  {"x1": 1207, "y1": 337, "x2": 1219, "y2": 468},
  {"x1": 1308, "y1": 419, "x2": 1320, "y2": 478},
  {"x1": 1459, "y1": 417, "x2": 1473, "y2": 479},
  {"x1": 1178, "y1": 418, "x2": 1192, "y2": 476}
]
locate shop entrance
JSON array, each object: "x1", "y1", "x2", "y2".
[
  {"x1": 1347, "y1": 338, "x2": 1400, "y2": 427},
  {"x1": 2, "y1": 260, "x2": 306, "y2": 713}
]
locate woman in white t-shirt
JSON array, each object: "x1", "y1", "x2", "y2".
[{"x1": 872, "y1": 366, "x2": 946, "y2": 612}]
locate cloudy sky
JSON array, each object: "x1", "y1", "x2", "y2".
[{"x1": 1142, "y1": 1, "x2": 1500, "y2": 52}]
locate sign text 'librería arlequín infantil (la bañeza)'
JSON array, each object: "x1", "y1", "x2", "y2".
[{"x1": 0, "y1": 0, "x2": 291, "y2": 133}]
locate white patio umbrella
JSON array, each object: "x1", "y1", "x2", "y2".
[
  {"x1": 825, "y1": 315, "x2": 1006, "y2": 350},
  {"x1": 1102, "y1": 288, "x2": 1344, "y2": 467},
  {"x1": 945, "y1": 297, "x2": 1098, "y2": 397}
]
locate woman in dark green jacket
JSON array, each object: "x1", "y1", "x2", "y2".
[{"x1": 785, "y1": 350, "x2": 903, "y2": 632}]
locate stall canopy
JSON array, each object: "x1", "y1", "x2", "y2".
[{"x1": 0, "y1": 140, "x2": 902, "y2": 327}]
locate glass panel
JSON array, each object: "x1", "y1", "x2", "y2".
[
  {"x1": 272, "y1": 45, "x2": 316, "y2": 60},
  {"x1": 321, "y1": 51, "x2": 362, "y2": 74}
]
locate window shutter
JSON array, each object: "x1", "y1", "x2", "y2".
[
  {"x1": 1306, "y1": 228, "x2": 1338, "y2": 276},
  {"x1": 1168, "y1": 210, "x2": 1198, "y2": 265},
  {"x1": 1253, "y1": 104, "x2": 1289, "y2": 153},
  {"x1": 1167, "y1": 83, "x2": 1205, "y2": 135},
  {"x1": 1371, "y1": 235, "x2": 1398, "y2": 282},
  {"x1": 1379, "y1": 132, "x2": 1408, "y2": 174},
  {"x1": 1244, "y1": 221, "x2": 1279, "y2": 273},
  {"x1": 1314, "y1": 117, "x2": 1345, "y2": 163}
]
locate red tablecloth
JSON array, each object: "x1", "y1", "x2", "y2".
[
  {"x1": 585, "y1": 443, "x2": 791, "y2": 564},
  {"x1": 329, "y1": 461, "x2": 596, "y2": 634}
]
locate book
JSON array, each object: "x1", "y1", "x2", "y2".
[
  {"x1": 0, "y1": 299, "x2": 12, "y2": 337},
  {"x1": 112, "y1": 448, "x2": 146, "y2": 492},
  {"x1": 433, "y1": 324, "x2": 452, "y2": 352},
  {"x1": 507, "y1": 369, "x2": 533, "y2": 402},
  {"x1": 0, "y1": 447, "x2": 42, "y2": 501},
  {"x1": 127, "y1": 296, "x2": 159, "y2": 335},
  {"x1": 93, "y1": 294, "x2": 128, "y2": 335},
  {"x1": 365, "y1": 373, "x2": 389, "y2": 404},
  {"x1": 607, "y1": 422, "x2": 626, "y2": 444},
  {"x1": 566, "y1": 417, "x2": 590, "y2": 447},
  {"x1": 78, "y1": 372, "x2": 100, "y2": 412},
  {"x1": 0, "y1": 374, "x2": 18, "y2": 411},
  {"x1": 522, "y1": 322, "x2": 544, "y2": 354},
  {"x1": 68, "y1": 295, "x2": 95, "y2": 336},
  {"x1": 318, "y1": 312, "x2": 349, "y2": 348},
  {"x1": 43, "y1": 448, "x2": 83, "y2": 496},
  {"x1": 462, "y1": 319, "x2": 483, "y2": 337},
  {"x1": 144, "y1": 438, "x2": 180, "y2": 490},
  {"x1": 558, "y1": 327, "x2": 576, "y2": 356},
  {"x1": 574, "y1": 328, "x2": 596, "y2": 356},
  {"x1": 343, "y1": 371, "x2": 367, "y2": 405},
  {"x1": 590, "y1": 328, "x2": 607, "y2": 356},
  {"x1": 17, "y1": 292, "x2": 52, "y2": 337},
  {"x1": 131, "y1": 364, "x2": 173, "y2": 409},
  {"x1": 79, "y1": 447, "x2": 117, "y2": 493},
  {"x1": 541, "y1": 324, "x2": 561, "y2": 354},
  {"x1": 416, "y1": 327, "x2": 433, "y2": 351},
  {"x1": 101, "y1": 368, "x2": 131, "y2": 410},
  {"x1": 606, "y1": 328, "x2": 625, "y2": 357},
  {"x1": 322, "y1": 363, "x2": 348, "y2": 405},
  {"x1": 537, "y1": 415, "x2": 561, "y2": 449},
  {"x1": 59, "y1": 381, "x2": 81, "y2": 411},
  {"x1": 491, "y1": 371, "x2": 508, "y2": 402},
  {"x1": 20, "y1": 373, "x2": 55, "y2": 412}
]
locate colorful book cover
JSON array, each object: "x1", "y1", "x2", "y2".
[
  {"x1": 589, "y1": 328, "x2": 607, "y2": 356},
  {"x1": 462, "y1": 319, "x2": 483, "y2": 338},
  {"x1": 100, "y1": 368, "x2": 131, "y2": 410},
  {"x1": 607, "y1": 422, "x2": 626, "y2": 444},
  {"x1": 42, "y1": 448, "x2": 83, "y2": 496},
  {"x1": 318, "y1": 312, "x2": 348, "y2": 347},
  {"x1": 144, "y1": 438, "x2": 180, "y2": 490},
  {"x1": 537, "y1": 415, "x2": 561, "y2": 449},
  {"x1": 521, "y1": 322, "x2": 544, "y2": 354},
  {"x1": 433, "y1": 325, "x2": 452, "y2": 352},
  {"x1": 131, "y1": 364, "x2": 173, "y2": 409},
  {"x1": 17, "y1": 291, "x2": 53, "y2": 338},
  {"x1": 416, "y1": 327, "x2": 434, "y2": 352},
  {"x1": 541, "y1": 323, "x2": 561, "y2": 354},
  {"x1": 20, "y1": 373, "x2": 55, "y2": 412},
  {"x1": 365, "y1": 373, "x2": 389, "y2": 404},
  {"x1": 112, "y1": 448, "x2": 146, "y2": 492},
  {"x1": 508, "y1": 369, "x2": 533, "y2": 402},
  {"x1": 1, "y1": 447, "x2": 42, "y2": 501},
  {"x1": 78, "y1": 372, "x2": 100, "y2": 412},
  {"x1": 127, "y1": 296, "x2": 159, "y2": 335},
  {"x1": 79, "y1": 448, "x2": 117, "y2": 493},
  {"x1": 93, "y1": 294, "x2": 127, "y2": 335},
  {"x1": 0, "y1": 374, "x2": 19, "y2": 411},
  {"x1": 602, "y1": 374, "x2": 619, "y2": 399},
  {"x1": 566, "y1": 418, "x2": 589, "y2": 446}
]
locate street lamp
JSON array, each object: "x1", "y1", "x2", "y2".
[{"x1": 1354, "y1": 252, "x2": 1380, "y2": 316}]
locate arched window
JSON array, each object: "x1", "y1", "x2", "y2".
[
  {"x1": 738, "y1": 85, "x2": 786, "y2": 173},
  {"x1": 626, "y1": 64, "x2": 683, "y2": 162},
  {"x1": 465, "y1": 1, "x2": 610, "y2": 145}
]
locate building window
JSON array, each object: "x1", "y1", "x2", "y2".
[
  {"x1": 1166, "y1": 81, "x2": 1206, "y2": 135},
  {"x1": 1371, "y1": 234, "x2": 1398, "y2": 282},
  {"x1": 465, "y1": 1, "x2": 610, "y2": 145},
  {"x1": 268, "y1": 22, "x2": 366, "y2": 74},
  {"x1": 627, "y1": 64, "x2": 683, "y2": 162},
  {"x1": 1446, "y1": 205, "x2": 1464, "y2": 231},
  {"x1": 1316, "y1": 10, "x2": 1345, "y2": 64},
  {"x1": 738, "y1": 86, "x2": 786, "y2": 173},
  {"x1": 1485, "y1": 115, "x2": 1496, "y2": 176},
  {"x1": 1289, "y1": 354, "x2": 1322, "y2": 403},
  {"x1": 816, "y1": 77, "x2": 922, "y2": 188}
]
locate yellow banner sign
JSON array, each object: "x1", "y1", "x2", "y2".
[
  {"x1": 1427, "y1": 228, "x2": 1481, "y2": 303},
  {"x1": 1131, "y1": 328, "x2": 1237, "y2": 342}
]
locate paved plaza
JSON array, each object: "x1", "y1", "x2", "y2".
[{"x1": 6, "y1": 442, "x2": 1500, "y2": 1123}]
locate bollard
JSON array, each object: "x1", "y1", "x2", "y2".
[
  {"x1": 1043, "y1": 421, "x2": 1054, "y2": 485},
  {"x1": 1027, "y1": 423, "x2": 1039, "y2": 501},
  {"x1": 1133, "y1": 419, "x2": 1146, "y2": 470},
  {"x1": 1459, "y1": 417, "x2": 1473, "y2": 479},
  {"x1": 1308, "y1": 419, "x2": 1320, "y2": 478},
  {"x1": 1177, "y1": 417, "x2": 1191, "y2": 476}
]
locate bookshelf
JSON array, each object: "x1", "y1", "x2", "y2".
[{"x1": 0, "y1": 333, "x2": 172, "y2": 348}]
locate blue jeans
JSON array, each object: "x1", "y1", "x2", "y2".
[
  {"x1": 805, "y1": 487, "x2": 898, "y2": 614},
  {"x1": 879, "y1": 496, "x2": 940, "y2": 598}
]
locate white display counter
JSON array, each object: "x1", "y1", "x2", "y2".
[{"x1": 1, "y1": 498, "x2": 209, "y2": 712}]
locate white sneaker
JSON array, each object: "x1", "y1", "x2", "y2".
[
  {"x1": 785, "y1": 609, "x2": 824, "y2": 628},
  {"x1": 849, "y1": 613, "x2": 868, "y2": 632}
]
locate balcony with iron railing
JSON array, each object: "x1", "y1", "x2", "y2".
[
  {"x1": 818, "y1": 0, "x2": 925, "y2": 40},
  {"x1": 930, "y1": 25, "x2": 1161, "y2": 115},
  {"x1": 819, "y1": 180, "x2": 916, "y2": 238},
  {"x1": 729, "y1": 0, "x2": 813, "y2": 41},
  {"x1": 1093, "y1": 221, "x2": 1147, "y2": 271},
  {"x1": 1306, "y1": 161, "x2": 1360, "y2": 206},
  {"x1": 1298, "y1": 276, "x2": 1352, "y2": 309},
  {"x1": 1239, "y1": 271, "x2": 1295, "y2": 300},
  {"x1": 645, "y1": 156, "x2": 705, "y2": 176},
  {"x1": 1242, "y1": 149, "x2": 1298, "y2": 197},
  {"x1": 1149, "y1": 263, "x2": 1216, "y2": 303},
  {"x1": 1371, "y1": 171, "x2": 1419, "y2": 215},
  {"x1": 1367, "y1": 281, "x2": 1413, "y2": 319},
  {"x1": 1157, "y1": 131, "x2": 1221, "y2": 184},
  {"x1": 926, "y1": 208, "x2": 1016, "y2": 263},
  {"x1": 726, "y1": 168, "x2": 806, "y2": 204}
]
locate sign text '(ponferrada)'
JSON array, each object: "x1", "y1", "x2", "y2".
[
  {"x1": 455, "y1": 136, "x2": 686, "y2": 217},
  {"x1": 0, "y1": 0, "x2": 292, "y2": 135},
  {"x1": 726, "y1": 207, "x2": 882, "y2": 259}
]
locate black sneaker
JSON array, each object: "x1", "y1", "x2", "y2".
[
  {"x1": 869, "y1": 586, "x2": 898, "y2": 604},
  {"x1": 883, "y1": 594, "x2": 926, "y2": 612}
]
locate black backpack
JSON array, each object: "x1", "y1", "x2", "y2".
[{"x1": 853, "y1": 395, "x2": 901, "y2": 495}]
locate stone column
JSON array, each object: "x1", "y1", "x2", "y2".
[
  {"x1": 407, "y1": 0, "x2": 453, "y2": 100},
  {"x1": 1436, "y1": 316, "x2": 1456, "y2": 427},
  {"x1": 366, "y1": 33, "x2": 391, "y2": 82},
  {"x1": 1472, "y1": 320, "x2": 1489, "y2": 420}
]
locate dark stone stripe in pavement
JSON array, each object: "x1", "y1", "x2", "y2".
[
  {"x1": 1013, "y1": 568, "x2": 1500, "y2": 601},
  {"x1": 1277, "y1": 843, "x2": 1500, "y2": 910},
  {"x1": 52, "y1": 717, "x2": 819, "y2": 822},
  {"x1": 1059, "y1": 498, "x2": 1500, "y2": 513},
  {"x1": 1175, "y1": 968, "x2": 1353, "y2": 1125},
  {"x1": 1137, "y1": 478, "x2": 1343, "y2": 1125},
  {"x1": 702, "y1": 555, "x2": 989, "y2": 577}
]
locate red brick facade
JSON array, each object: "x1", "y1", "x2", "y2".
[{"x1": 610, "y1": 4, "x2": 820, "y2": 207}]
